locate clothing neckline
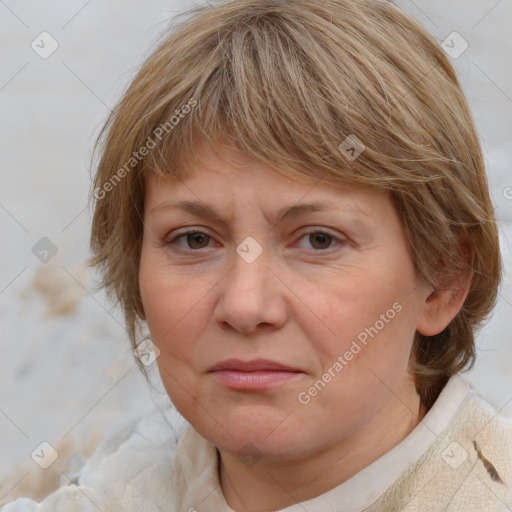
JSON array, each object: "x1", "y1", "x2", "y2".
[{"x1": 170, "y1": 374, "x2": 471, "y2": 512}]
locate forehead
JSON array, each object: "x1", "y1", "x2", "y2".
[
  {"x1": 143, "y1": 143, "x2": 397, "y2": 232},
  {"x1": 147, "y1": 140, "x2": 384, "y2": 205}
]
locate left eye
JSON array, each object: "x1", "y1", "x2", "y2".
[{"x1": 296, "y1": 230, "x2": 341, "y2": 250}]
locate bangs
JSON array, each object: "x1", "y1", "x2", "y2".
[{"x1": 141, "y1": 0, "x2": 447, "y2": 189}]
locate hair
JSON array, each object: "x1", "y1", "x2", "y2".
[{"x1": 89, "y1": 0, "x2": 502, "y2": 412}]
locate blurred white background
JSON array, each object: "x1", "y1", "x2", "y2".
[{"x1": 1, "y1": 0, "x2": 511, "y2": 503}]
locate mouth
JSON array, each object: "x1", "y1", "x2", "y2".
[{"x1": 208, "y1": 358, "x2": 305, "y2": 390}]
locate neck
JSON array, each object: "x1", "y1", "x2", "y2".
[{"x1": 219, "y1": 383, "x2": 423, "y2": 511}]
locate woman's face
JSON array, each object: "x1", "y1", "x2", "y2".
[{"x1": 139, "y1": 142, "x2": 432, "y2": 460}]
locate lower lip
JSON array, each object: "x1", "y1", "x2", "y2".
[{"x1": 212, "y1": 370, "x2": 303, "y2": 390}]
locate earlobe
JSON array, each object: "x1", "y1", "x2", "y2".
[{"x1": 416, "y1": 269, "x2": 473, "y2": 337}]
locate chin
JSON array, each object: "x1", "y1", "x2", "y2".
[{"x1": 190, "y1": 406, "x2": 319, "y2": 460}]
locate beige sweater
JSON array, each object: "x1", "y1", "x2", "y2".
[{"x1": 2, "y1": 375, "x2": 511, "y2": 511}]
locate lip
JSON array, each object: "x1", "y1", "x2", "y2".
[
  {"x1": 209, "y1": 358, "x2": 305, "y2": 390},
  {"x1": 209, "y1": 358, "x2": 302, "y2": 372}
]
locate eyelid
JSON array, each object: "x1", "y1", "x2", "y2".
[{"x1": 297, "y1": 226, "x2": 344, "y2": 238}]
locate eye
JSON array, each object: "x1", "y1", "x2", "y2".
[
  {"x1": 166, "y1": 228, "x2": 345, "y2": 253},
  {"x1": 296, "y1": 229, "x2": 344, "y2": 251},
  {"x1": 168, "y1": 231, "x2": 214, "y2": 251}
]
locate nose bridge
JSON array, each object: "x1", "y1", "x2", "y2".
[
  {"x1": 229, "y1": 235, "x2": 268, "y2": 298},
  {"x1": 215, "y1": 235, "x2": 284, "y2": 332}
]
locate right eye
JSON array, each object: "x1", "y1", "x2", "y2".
[{"x1": 167, "y1": 230, "x2": 216, "y2": 251}]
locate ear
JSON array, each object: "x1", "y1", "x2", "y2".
[{"x1": 416, "y1": 266, "x2": 473, "y2": 336}]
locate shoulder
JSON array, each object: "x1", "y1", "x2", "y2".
[
  {"x1": 380, "y1": 375, "x2": 512, "y2": 511},
  {"x1": 446, "y1": 382, "x2": 512, "y2": 507},
  {"x1": 0, "y1": 405, "x2": 186, "y2": 512}
]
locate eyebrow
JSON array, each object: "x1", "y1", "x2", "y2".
[{"x1": 149, "y1": 199, "x2": 369, "y2": 224}]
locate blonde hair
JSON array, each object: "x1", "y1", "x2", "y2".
[{"x1": 90, "y1": 0, "x2": 502, "y2": 411}]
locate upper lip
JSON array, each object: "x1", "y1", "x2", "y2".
[{"x1": 209, "y1": 358, "x2": 302, "y2": 372}]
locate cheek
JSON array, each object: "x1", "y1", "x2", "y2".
[
  {"x1": 138, "y1": 257, "x2": 209, "y2": 409},
  {"x1": 312, "y1": 261, "x2": 419, "y2": 376},
  {"x1": 139, "y1": 251, "x2": 197, "y2": 346},
  {"x1": 138, "y1": 249, "x2": 224, "y2": 384},
  {"x1": 141, "y1": 277, "x2": 203, "y2": 341},
  {"x1": 140, "y1": 241, "x2": 196, "y2": 315},
  {"x1": 300, "y1": 275, "x2": 418, "y2": 427}
]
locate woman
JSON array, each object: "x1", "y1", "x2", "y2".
[{"x1": 4, "y1": 0, "x2": 511, "y2": 510}]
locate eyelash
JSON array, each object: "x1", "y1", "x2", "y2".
[{"x1": 167, "y1": 228, "x2": 346, "y2": 253}]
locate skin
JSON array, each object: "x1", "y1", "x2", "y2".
[{"x1": 139, "y1": 141, "x2": 472, "y2": 511}]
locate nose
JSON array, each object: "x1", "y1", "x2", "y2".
[{"x1": 213, "y1": 243, "x2": 287, "y2": 335}]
